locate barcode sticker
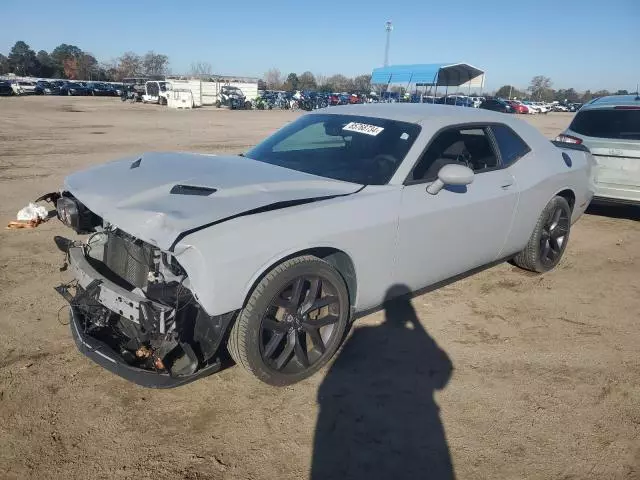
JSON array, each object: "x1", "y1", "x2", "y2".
[{"x1": 342, "y1": 122, "x2": 384, "y2": 136}]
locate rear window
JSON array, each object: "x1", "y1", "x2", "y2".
[{"x1": 570, "y1": 109, "x2": 640, "y2": 140}]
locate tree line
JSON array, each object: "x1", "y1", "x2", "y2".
[
  {"x1": 263, "y1": 68, "x2": 372, "y2": 93},
  {"x1": 494, "y1": 75, "x2": 634, "y2": 103},
  {"x1": 0, "y1": 40, "x2": 170, "y2": 81}
]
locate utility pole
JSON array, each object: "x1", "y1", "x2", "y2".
[{"x1": 384, "y1": 21, "x2": 393, "y2": 67}]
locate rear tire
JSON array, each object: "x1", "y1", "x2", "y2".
[
  {"x1": 228, "y1": 255, "x2": 350, "y2": 386},
  {"x1": 512, "y1": 196, "x2": 571, "y2": 273}
]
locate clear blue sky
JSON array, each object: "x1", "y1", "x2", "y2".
[{"x1": 2, "y1": 0, "x2": 639, "y2": 91}]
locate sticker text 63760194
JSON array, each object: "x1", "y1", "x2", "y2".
[{"x1": 342, "y1": 122, "x2": 385, "y2": 136}]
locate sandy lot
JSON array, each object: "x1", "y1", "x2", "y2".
[{"x1": 0, "y1": 97, "x2": 639, "y2": 480}]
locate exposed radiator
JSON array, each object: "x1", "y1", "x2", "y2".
[{"x1": 103, "y1": 232, "x2": 154, "y2": 289}]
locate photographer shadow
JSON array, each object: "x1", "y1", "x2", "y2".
[{"x1": 312, "y1": 284, "x2": 455, "y2": 480}]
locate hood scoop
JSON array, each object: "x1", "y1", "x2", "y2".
[{"x1": 170, "y1": 184, "x2": 217, "y2": 196}]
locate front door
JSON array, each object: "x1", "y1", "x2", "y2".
[{"x1": 395, "y1": 125, "x2": 518, "y2": 291}]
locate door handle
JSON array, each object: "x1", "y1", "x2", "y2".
[{"x1": 501, "y1": 182, "x2": 513, "y2": 189}]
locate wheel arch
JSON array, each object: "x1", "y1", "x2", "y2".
[
  {"x1": 242, "y1": 247, "x2": 358, "y2": 311},
  {"x1": 555, "y1": 188, "x2": 576, "y2": 211}
]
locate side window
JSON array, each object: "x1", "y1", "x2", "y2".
[
  {"x1": 490, "y1": 124, "x2": 531, "y2": 166},
  {"x1": 410, "y1": 126, "x2": 499, "y2": 182}
]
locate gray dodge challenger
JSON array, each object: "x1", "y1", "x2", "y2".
[{"x1": 43, "y1": 104, "x2": 595, "y2": 387}]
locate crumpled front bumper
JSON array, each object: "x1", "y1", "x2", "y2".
[
  {"x1": 62, "y1": 246, "x2": 222, "y2": 388},
  {"x1": 69, "y1": 307, "x2": 220, "y2": 388}
]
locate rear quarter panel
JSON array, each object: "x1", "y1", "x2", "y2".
[
  {"x1": 503, "y1": 123, "x2": 593, "y2": 256},
  {"x1": 173, "y1": 186, "x2": 402, "y2": 317}
]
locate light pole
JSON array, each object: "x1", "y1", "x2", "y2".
[{"x1": 384, "y1": 21, "x2": 393, "y2": 67}]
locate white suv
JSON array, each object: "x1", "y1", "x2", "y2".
[{"x1": 557, "y1": 94, "x2": 640, "y2": 205}]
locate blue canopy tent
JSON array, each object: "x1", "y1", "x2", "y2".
[{"x1": 371, "y1": 63, "x2": 485, "y2": 99}]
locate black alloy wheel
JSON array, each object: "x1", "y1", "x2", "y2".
[
  {"x1": 228, "y1": 255, "x2": 350, "y2": 386},
  {"x1": 539, "y1": 204, "x2": 569, "y2": 268},
  {"x1": 260, "y1": 275, "x2": 340, "y2": 373},
  {"x1": 512, "y1": 195, "x2": 572, "y2": 273}
]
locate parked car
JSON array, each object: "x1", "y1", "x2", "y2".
[
  {"x1": 328, "y1": 94, "x2": 340, "y2": 106},
  {"x1": 0, "y1": 80, "x2": 13, "y2": 96},
  {"x1": 111, "y1": 83, "x2": 125, "y2": 96},
  {"x1": 215, "y1": 85, "x2": 249, "y2": 109},
  {"x1": 552, "y1": 104, "x2": 569, "y2": 112},
  {"x1": 11, "y1": 81, "x2": 37, "y2": 95},
  {"x1": 521, "y1": 101, "x2": 540, "y2": 114},
  {"x1": 35, "y1": 80, "x2": 60, "y2": 95},
  {"x1": 42, "y1": 104, "x2": 594, "y2": 387},
  {"x1": 437, "y1": 96, "x2": 474, "y2": 107},
  {"x1": 480, "y1": 98, "x2": 513, "y2": 113},
  {"x1": 57, "y1": 81, "x2": 89, "y2": 96},
  {"x1": 86, "y1": 82, "x2": 117, "y2": 96},
  {"x1": 506, "y1": 101, "x2": 529, "y2": 114},
  {"x1": 568, "y1": 103, "x2": 583, "y2": 112},
  {"x1": 469, "y1": 97, "x2": 484, "y2": 108},
  {"x1": 532, "y1": 102, "x2": 549, "y2": 114},
  {"x1": 556, "y1": 94, "x2": 640, "y2": 205}
]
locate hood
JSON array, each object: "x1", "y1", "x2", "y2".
[{"x1": 64, "y1": 152, "x2": 361, "y2": 250}]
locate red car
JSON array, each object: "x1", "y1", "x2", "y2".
[
  {"x1": 506, "y1": 101, "x2": 529, "y2": 114},
  {"x1": 328, "y1": 94, "x2": 340, "y2": 106}
]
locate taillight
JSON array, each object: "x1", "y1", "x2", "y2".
[{"x1": 555, "y1": 134, "x2": 583, "y2": 144}]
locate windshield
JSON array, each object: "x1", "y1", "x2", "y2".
[
  {"x1": 570, "y1": 109, "x2": 640, "y2": 140},
  {"x1": 245, "y1": 114, "x2": 421, "y2": 185}
]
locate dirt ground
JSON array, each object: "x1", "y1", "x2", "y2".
[{"x1": 0, "y1": 96, "x2": 639, "y2": 480}]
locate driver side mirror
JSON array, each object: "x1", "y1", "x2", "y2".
[{"x1": 426, "y1": 164, "x2": 474, "y2": 195}]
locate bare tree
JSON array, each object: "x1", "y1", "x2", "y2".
[
  {"x1": 352, "y1": 74, "x2": 372, "y2": 93},
  {"x1": 115, "y1": 51, "x2": 142, "y2": 79},
  {"x1": 76, "y1": 53, "x2": 98, "y2": 80},
  {"x1": 190, "y1": 61, "x2": 213, "y2": 77},
  {"x1": 264, "y1": 68, "x2": 282, "y2": 89},
  {"x1": 529, "y1": 75, "x2": 553, "y2": 101},
  {"x1": 143, "y1": 51, "x2": 169, "y2": 76},
  {"x1": 327, "y1": 74, "x2": 352, "y2": 92},
  {"x1": 315, "y1": 73, "x2": 327, "y2": 88},
  {"x1": 298, "y1": 71, "x2": 317, "y2": 90}
]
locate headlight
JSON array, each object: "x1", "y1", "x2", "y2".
[
  {"x1": 56, "y1": 197, "x2": 80, "y2": 229},
  {"x1": 55, "y1": 195, "x2": 101, "y2": 233}
]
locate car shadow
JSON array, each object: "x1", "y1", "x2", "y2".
[
  {"x1": 586, "y1": 203, "x2": 640, "y2": 221},
  {"x1": 311, "y1": 284, "x2": 455, "y2": 480}
]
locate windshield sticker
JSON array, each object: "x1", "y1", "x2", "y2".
[
  {"x1": 342, "y1": 122, "x2": 384, "y2": 136},
  {"x1": 400, "y1": 132, "x2": 409, "y2": 140}
]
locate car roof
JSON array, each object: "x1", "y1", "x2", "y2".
[
  {"x1": 582, "y1": 94, "x2": 640, "y2": 110},
  {"x1": 310, "y1": 103, "x2": 517, "y2": 125}
]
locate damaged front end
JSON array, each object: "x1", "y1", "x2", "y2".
[{"x1": 52, "y1": 196, "x2": 234, "y2": 387}]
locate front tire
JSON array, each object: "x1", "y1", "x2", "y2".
[
  {"x1": 228, "y1": 255, "x2": 350, "y2": 386},
  {"x1": 512, "y1": 196, "x2": 571, "y2": 273}
]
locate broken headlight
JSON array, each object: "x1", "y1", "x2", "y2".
[{"x1": 56, "y1": 195, "x2": 101, "y2": 233}]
